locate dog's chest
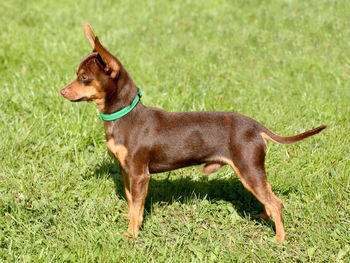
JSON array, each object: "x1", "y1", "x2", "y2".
[
  {"x1": 104, "y1": 121, "x2": 128, "y2": 167},
  {"x1": 106, "y1": 138, "x2": 128, "y2": 167}
]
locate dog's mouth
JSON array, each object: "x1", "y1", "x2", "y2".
[
  {"x1": 70, "y1": 97, "x2": 89, "y2": 102},
  {"x1": 60, "y1": 86, "x2": 92, "y2": 102}
]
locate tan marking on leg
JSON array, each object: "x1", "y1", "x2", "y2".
[
  {"x1": 125, "y1": 173, "x2": 150, "y2": 238},
  {"x1": 121, "y1": 169, "x2": 132, "y2": 218},
  {"x1": 259, "y1": 207, "x2": 270, "y2": 220},
  {"x1": 259, "y1": 182, "x2": 272, "y2": 219},
  {"x1": 127, "y1": 205, "x2": 140, "y2": 237},
  {"x1": 266, "y1": 184, "x2": 286, "y2": 243},
  {"x1": 217, "y1": 157, "x2": 259, "y2": 199},
  {"x1": 121, "y1": 169, "x2": 138, "y2": 238},
  {"x1": 107, "y1": 141, "x2": 131, "y2": 220},
  {"x1": 215, "y1": 156, "x2": 286, "y2": 242},
  {"x1": 260, "y1": 183, "x2": 273, "y2": 219},
  {"x1": 106, "y1": 139, "x2": 128, "y2": 167},
  {"x1": 138, "y1": 175, "x2": 150, "y2": 225},
  {"x1": 105, "y1": 140, "x2": 148, "y2": 238}
]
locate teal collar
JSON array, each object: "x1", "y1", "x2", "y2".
[{"x1": 99, "y1": 89, "x2": 142, "y2": 121}]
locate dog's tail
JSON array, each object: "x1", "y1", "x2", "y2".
[{"x1": 261, "y1": 125, "x2": 326, "y2": 144}]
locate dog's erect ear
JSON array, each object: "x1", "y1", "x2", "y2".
[
  {"x1": 83, "y1": 22, "x2": 96, "y2": 49},
  {"x1": 83, "y1": 22, "x2": 120, "y2": 79},
  {"x1": 94, "y1": 37, "x2": 121, "y2": 79}
]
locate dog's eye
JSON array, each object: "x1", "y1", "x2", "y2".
[{"x1": 81, "y1": 74, "x2": 88, "y2": 81}]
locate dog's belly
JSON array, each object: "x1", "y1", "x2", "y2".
[
  {"x1": 148, "y1": 141, "x2": 215, "y2": 173},
  {"x1": 148, "y1": 159, "x2": 204, "y2": 173},
  {"x1": 147, "y1": 128, "x2": 230, "y2": 173}
]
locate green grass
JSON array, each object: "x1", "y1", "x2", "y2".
[{"x1": 0, "y1": 0, "x2": 349, "y2": 262}]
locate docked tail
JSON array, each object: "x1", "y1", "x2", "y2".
[{"x1": 261, "y1": 125, "x2": 326, "y2": 144}]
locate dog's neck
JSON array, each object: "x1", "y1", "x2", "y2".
[
  {"x1": 99, "y1": 66, "x2": 139, "y2": 115},
  {"x1": 99, "y1": 65, "x2": 145, "y2": 141}
]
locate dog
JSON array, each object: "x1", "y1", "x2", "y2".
[{"x1": 60, "y1": 23, "x2": 326, "y2": 242}]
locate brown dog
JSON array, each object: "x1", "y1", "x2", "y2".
[{"x1": 60, "y1": 23, "x2": 326, "y2": 242}]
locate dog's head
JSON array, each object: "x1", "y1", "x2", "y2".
[{"x1": 60, "y1": 23, "x2": 126, "y2": 104}]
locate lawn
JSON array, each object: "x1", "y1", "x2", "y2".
[{"x1": 0, "y1": 0, "x2": 349, "y2": 262}]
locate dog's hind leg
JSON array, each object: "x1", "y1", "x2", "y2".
[{"x1": 225, "y1": 143, "x2": 286, "y2": 242}]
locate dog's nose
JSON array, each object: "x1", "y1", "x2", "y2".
[{"x1": 60, "y1": 88, "x2": 68, "y2": 96}]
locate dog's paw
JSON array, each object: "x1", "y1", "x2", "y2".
[{"x1": 123, "y1": 232, "x2": 133, "y2": 239}]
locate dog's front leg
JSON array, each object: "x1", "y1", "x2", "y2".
[
  {"x1": 123, "y1": 170, "x2": 150, "y2": 238},
  {"x1": 121, "y1": 169, "x2": 132, "y2": 218}
]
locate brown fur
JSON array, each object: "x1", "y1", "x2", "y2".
[{"x1": 60, "y1": 23, "x2": 326, "y2": 242}]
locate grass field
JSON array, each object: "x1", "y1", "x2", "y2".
[{"x1": 1, "y1": 0, "x2": 349, "y2": 262}]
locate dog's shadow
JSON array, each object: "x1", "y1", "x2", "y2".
[{"x1": 92, "y1": 159, "x2": 284, "y2": 231}]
